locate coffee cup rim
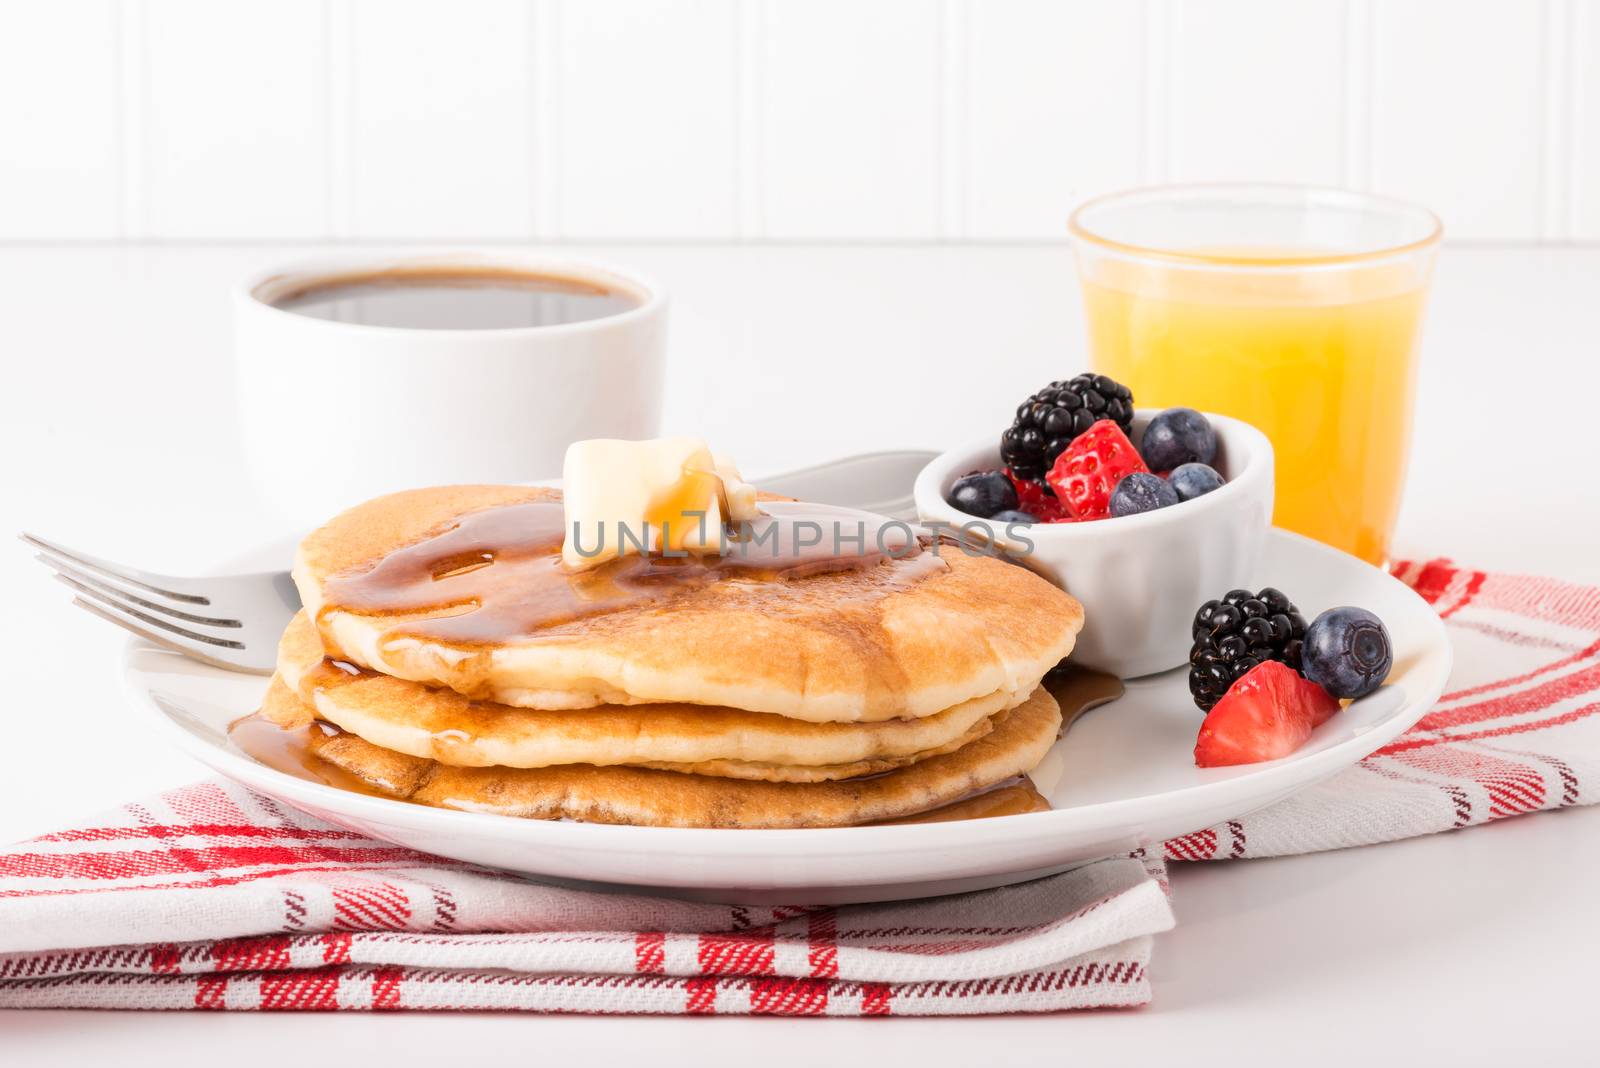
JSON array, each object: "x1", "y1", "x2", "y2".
[{"x1": 235, "y1": 251, "x2": 666, "y2": 338}]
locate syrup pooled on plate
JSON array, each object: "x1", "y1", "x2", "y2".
[
  {"x1": 227, "y1": 713, "x2": 391, "y2": 799},
  {"x1": 883, "y1": 665, "x2": 1123, "y2": 824},
  {"x1": 1043, "y1": 663, "x2": 1126, "y2": 730}
]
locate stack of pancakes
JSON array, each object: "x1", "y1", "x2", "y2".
[{"x1": 260, "y1": 485, "x2": 1085, "y2": 828}]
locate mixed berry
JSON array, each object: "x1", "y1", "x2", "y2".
[
  {"x1": 1109, "y1": 472, "x2": 1179, "y2": 517},
  {"x1": 1169, "y1": 462, "x2": 1225, "y2": 502},
  {"x1": 1190, "y1": 592, "x2": 1394, "y2": 767},
  {"x1": 1188, "y1": 587, "x2": 1307, "y2": 712},
  {"x1": 1000, "y1": 373, "x2": 1134, "y2": 481},
  {"x1": 1302, "y1": 607, "x2": 1393, "y2": 700},
  {"x1": 946, "y1": 372, "x2": 1228, "y2": 525},
  {"x1": 1139, "y1": 406, "x2": 1217, "y2": 471},
  {"x1": 946, "y1": 471, "x2": 1017, "y2": 519},
  {"x1": 1047, "y1": 419, "x2": 1147, "y2": 519},
  {"x1": 1193, "y1": 661, "x2": 1339, "y2": 768},
  {"x1": 948, "y1": 370, "x2": 1397, "y2": 771}
]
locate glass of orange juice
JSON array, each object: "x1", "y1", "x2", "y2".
[{"x1": 1069, "y1": 185, "x2": 1441, "y2": 566}]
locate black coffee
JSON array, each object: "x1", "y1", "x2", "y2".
[{"x1": 271, "y1": 268, "x2": 639, "y2": 329}]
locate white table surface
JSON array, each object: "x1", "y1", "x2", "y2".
[{"x1": 3, "y1": 244, "x2": 1598, "y2": 1062}]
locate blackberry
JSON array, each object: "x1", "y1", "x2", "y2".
[
  {"x1": 1188, "y1": 586, "x2": 1307, "y2": 711},
  {"x1": 999, "y1": 373, "x2": 1135, "y2": 480}
]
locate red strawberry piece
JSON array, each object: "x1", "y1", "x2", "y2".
[
  {"x1": 1045, "y1": 419, "x2": 1149, "y2": 519},
  {"x1": 1193, "y1": 661, "x2": 1340, "y2": 767},
  {"x1": 1004, "y1": 468, "x2": 1067, "y2": 522}
]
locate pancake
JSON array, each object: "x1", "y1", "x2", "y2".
[
  {"x1": 275, "y1": 611, "x2": 1020, "y2": 780},
  {"x1": 259, "y1": 676, "x2": 1064, "y2": 829},
  {"x1": 293, "y1": 485, "x2": 1084, "y2": 722}
]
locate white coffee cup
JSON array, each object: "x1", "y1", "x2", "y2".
[{"x1": 234, "y1": 252, "x2": 666, "y2": 529}]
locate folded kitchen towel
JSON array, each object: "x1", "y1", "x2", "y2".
[
  {"x1": 0, "y1": 788, "x2": 1173, "y2": 1014},
  {"x1": 2, "y1": 558, "x2": 1594, "y2": 1014},
  {"x1": 1167, "y1": 559, "x2": 1600, "y2": 860}
]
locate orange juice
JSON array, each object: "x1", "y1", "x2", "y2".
[
  {"x1": 1080, "y1": 251, "x2": 1430, "y2": 564},
  {"x1": 1070, "y1": 187, "x2": 1441, "y2": 565}
]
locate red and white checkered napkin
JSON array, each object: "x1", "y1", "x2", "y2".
[
  {"x1": 2, "y1": 559, "x2": 1596, "y2": 1015},
  {"x1": 0, "y1": 789, "x2": 1173, "y2": 1015},
  {"x1": 1167, "y1": 560, "x2": 1600, "y2": 860}
]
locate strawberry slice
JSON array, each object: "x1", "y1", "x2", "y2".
[
  {"x1": 1045, "y1": 419, "x2": 1148, "y2": 519},
  {"x1": 1003, "y1": 468, "x2": 1068, "y2": 522},
  {"x1": 1194, "y1": 661, "x2": 1339, "y2": 767}
]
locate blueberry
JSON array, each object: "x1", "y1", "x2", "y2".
[
  {"x1": 1302, "y1": 607, "x2": 1393, "y2": 699},
  {"x1": 1108, "y1": 472, "x2": 1179, "y2": 517},
  {"x1": 989, "y1": 509, "x2": 1037, "y2": 524},
  {"x1": 1169, "y1": 462, "x2": 1225, "y2": 501},
  {"x1": 1140, "y1": 408, "x2": 1217, "y2": 471},
  {"x1": 945, "y1": 470, "x2": 1017, "y2": 518}
]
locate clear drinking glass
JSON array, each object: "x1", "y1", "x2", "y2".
[{"x1": 1069, "y1": 184, "x2": 1442, "y2": 566}]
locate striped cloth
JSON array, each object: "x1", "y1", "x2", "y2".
[
  {"x1": 1, "y1": 559, "x2": 1595, "y2": 1014},
  {"x1": 0, "y1": 801, "x2": 1173, "y2": 1014}
]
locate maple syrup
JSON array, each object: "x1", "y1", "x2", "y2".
[
  {"x1": 319, "y1": 500, "x2": 944, "y2": 648},
  {"x1": 227, "y1": 714, "x2": 391, "y2": 799},
  {"x1": 877, "y1": 778, "x2": 1051, "y2": 824}
]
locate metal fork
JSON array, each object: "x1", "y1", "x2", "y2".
[
  {"x1": 22, "y1": 532, "x2": 302, "y2": 673},
  {"x1": 21, "y1": 450, "x2": 936, "y2": 675}
]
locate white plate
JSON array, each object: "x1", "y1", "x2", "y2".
[{"x1": 125, "y1": 527, "x2": 1450, "y2": 904}]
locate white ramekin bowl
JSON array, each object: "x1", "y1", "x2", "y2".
[{"x1": 914, "y1": 410, "x2": 1274, "y2": 679}]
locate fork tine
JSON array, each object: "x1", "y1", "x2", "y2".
[
  {"x1": 39, "y1": 555, "x2": 242, "y2": 628},
  {"x1": 66, "y1": 596, "x2": 266, "y2": 674},
  {"x1": 18, "y1": 532, "x2": 210, "y2": 605},
  {"x1": 52, "y1": 572, "x2": 246, "y2": 650}
]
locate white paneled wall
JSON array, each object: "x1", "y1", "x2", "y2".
[
  {"x1": 1166, "y1": 1, "x2": 1346, "y2": 186},
  {"x1": 1, "y1": 0, "x2": 1595, "y2": 243},
  {"x1": 141, "y1": 1, "x2": 329, "y2": 239},
  {"x1": 1574, "y1": 0, "x2": 1600, "y2": 238},
  {"x1": 1372, "y1": 0, "x2": 1548, "y2": 240},
  {"x1": 346, "y1": 1, "x2": 536, "y2": 238},
  {"x1": 0, "y1": 2, "x2": 120, "y2": 239}
]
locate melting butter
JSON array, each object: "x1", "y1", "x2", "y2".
[{"x1": 561, "y1": 437, "x2": 760, "y2": 570}]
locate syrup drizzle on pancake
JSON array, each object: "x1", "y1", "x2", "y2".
[{"x1": 319, "y1": 500, "x2": 945, "y2": 647}]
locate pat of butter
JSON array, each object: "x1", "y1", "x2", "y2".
[{"x1": 561, "y1": 437, "x2": 760, "y2": 569}]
